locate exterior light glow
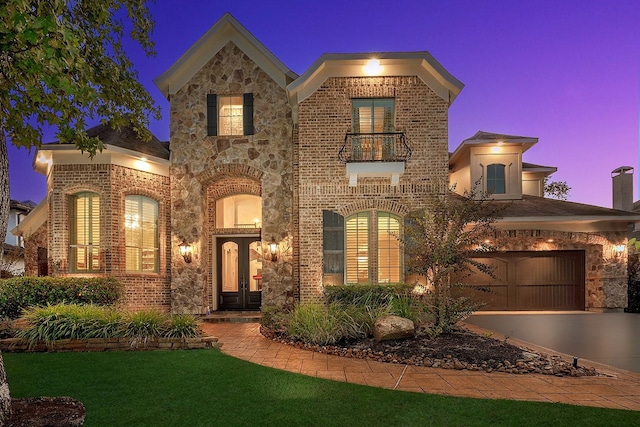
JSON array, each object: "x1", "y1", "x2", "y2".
[
  {"x1": 364, "y1": 58, "x2": 382, "y2": 76},
  {"x1": 179, "y1": 240, "x2": 192, "y2": 263},
  {"x1": 614, "y1": 245, "x2": 626, "y2": 253}
]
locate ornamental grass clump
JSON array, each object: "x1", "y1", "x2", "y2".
[
  {"x1": 16, "y1": 304, "x2": 199, "y2": 348},
  {"x1": 18, "y1": 304, "x2": 121, "y2": 345}
]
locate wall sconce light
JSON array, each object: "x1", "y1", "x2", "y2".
[
  {"x1": 269, "y1": 240, "x2": 278, "y2": 262},
  {"x1": 614, "y1": 245, "x2": 626, "y2": 253},
  {"x1": 179, "y1": 239, "x2": 192, "y2": 263}
]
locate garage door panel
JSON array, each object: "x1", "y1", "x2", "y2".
[{"x1": 462, "y1": 251, "x2": 585, "y2": 311}]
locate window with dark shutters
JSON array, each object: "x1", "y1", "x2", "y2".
[{"x1": 207, "y1": 93, "x2": 254, "y2": 136}]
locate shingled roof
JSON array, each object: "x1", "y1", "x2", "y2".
[
  {"x1": 44, "y1": 122, "x2": 170, "y2": 160},
  {"x1": 484, "y1": 194, "x2": 640, "y2": 220}
]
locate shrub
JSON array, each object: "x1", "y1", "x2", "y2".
[{"x1": 0, "y1": 277, "x2": 122, "y2": 319}]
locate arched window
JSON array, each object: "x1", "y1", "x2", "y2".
[
  {"x1": 338, "y1": 210, "x2": 402, "y2": 284},
  {"x1": 69, "y1": 192, "x2": 100, "y2": 272},
  {"x1": 125, "y1": 195, "x2": 159, "y2": 272},
  {"x1": 487, "y1": 163, "x2": 506, "y2": 194}
]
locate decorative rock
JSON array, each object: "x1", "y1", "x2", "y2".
[{"x1": 373, "y1": 316, "x2": 415, "y2": 342}]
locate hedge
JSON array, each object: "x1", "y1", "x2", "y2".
[{"x1": 0, "y1": 277, "x2": 122, "y2": 319}]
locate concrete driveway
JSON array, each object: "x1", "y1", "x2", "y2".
[{"x1": 466, "y1": 312, "x2": 640, "y2": 373}]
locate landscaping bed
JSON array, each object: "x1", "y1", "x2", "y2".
[{"x1": 261, "y1": 325, "x2": 600, "y2": 377}]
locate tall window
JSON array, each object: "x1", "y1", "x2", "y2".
[
  {"x1": 345, "y1": 212, "x2": 370, "y2": 283},
  {"x1": 352, "y1": 99, "x2": 395, "y2": 160},
  {"x1": 377, "y1": 212, "x2": 401, "y2": 283},
  {"x1": 207, "y1": 93, "x2": 254, "y2": 136},
  {"x1": 69, "y1": 192, "x2": 100, "y2": 272},
  {"x1": 125, "y1": 195, "x2": 159, "y2": 272},
  {"x1": 218, "y1": 95, "x2": 244, "y2": 136},
  {"x1": 487, "y1": 163, "x2": 506, "y2": 194}
]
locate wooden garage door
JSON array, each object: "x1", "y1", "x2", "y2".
[{"x1": 460, "y1": 251, "x2": 585, "y2": 310}]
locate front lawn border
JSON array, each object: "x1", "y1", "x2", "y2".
[{"x1": 0, "y1": 335, "x2": 220, "y2": 352}]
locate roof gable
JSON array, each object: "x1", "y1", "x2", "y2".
[
  {"x1": 154, "y1": 13, "x2": 297, "y2": 98},
  {"x1": 287, "y1": 52, "x2": 464, "y2": 107}
]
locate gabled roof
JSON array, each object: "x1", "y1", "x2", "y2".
[
  {"x1": 287, "y1": 52, "x2": 464, "y2": 107},
  {"x1": 154, "y1": 13, "x2": 298, "y2": 98}
]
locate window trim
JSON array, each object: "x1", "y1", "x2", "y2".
[{"x1": 486, "y1": 163, "x2": 506, "y2": 194}]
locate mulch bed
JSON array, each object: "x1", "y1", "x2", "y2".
[{"x1": 261, "y1": 326, "x2": 600, "y2": 377}]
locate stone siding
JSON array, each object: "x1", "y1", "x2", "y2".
[
  {"x1": 295, "y1": 76, "x2": 449, "y2": 302},
  {"x1": 168, "y1": 42, "x2": 293, "y2": 313}
]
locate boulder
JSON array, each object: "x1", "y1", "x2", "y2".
[{"x1": 373, "y1": 315, "x2": 415, "y2": 342}]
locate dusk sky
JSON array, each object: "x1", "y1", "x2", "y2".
[{"x1": 8, "y1": 0, "x2": 640, "y2": 208}]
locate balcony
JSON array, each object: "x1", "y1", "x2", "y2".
[{"x1": 339, "y1": 132, "x2": 411, "y2": 186}]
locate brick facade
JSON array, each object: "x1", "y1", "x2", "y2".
[
  {"x1": 295, "y1": 76, "x2": 449, "y2": 302},
  {"x1": 46, "y1": 163, "x2": 171, "y2": 311}
]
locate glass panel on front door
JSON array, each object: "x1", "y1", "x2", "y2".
[{"x1": 218, "y1": 238, "x2": 262, "y2": 310}]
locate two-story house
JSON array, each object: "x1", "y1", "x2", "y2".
[{"x1": 14, "y1": 13, "x2": 639, "y2": 313}]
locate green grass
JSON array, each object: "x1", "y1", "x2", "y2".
[{"x1": 3, "y1": 350, "x2": 638, "y2": 426}]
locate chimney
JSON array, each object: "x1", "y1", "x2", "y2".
[{"x1": 612, "y1": 166, "x2": 634, "y2": 211}]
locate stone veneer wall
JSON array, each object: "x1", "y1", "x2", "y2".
[
  {"x1": 492, "y1": 229, "x2": 628, "y2": 310},
  {"x1": 23, "y1": 222, "x2": 47, "y2": 277},
  {"x1": 295, "y1": 76, "x2": 449, "y2": 302},
  {"x1": 169, "y1": 42, "x2": 294, "y2": 313},
  {"x1": 47, "y1": 163, "x2": 171, "y2": 311}
]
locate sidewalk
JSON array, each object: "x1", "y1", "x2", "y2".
[{"x1": 200, "y1": 322, "x2": 640, "y2": 411}]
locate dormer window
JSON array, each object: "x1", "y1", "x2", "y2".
[{"x1": 487, "y1": 163, "x2": 506, "y2": 194}]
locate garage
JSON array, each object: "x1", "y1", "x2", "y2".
[{"x1": 461, "y1": 250, "x2": 585, "y2": 310}]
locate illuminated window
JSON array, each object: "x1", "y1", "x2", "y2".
[
  {"x1": 345, "y1": 212, "x2": 370, "y2": 284},
  {"x1": 69, "y1": 192, "x2": 100, "y2": 272},
  {"x1": 377, "y1": 212, "x2": 401, "y2": 283},
  {"x1": 351, "y1": 99, "x2": 395, "y2": 160},
  {"x1": 215, "y1": 195, "x2": 262, "y2": 229},
  {"x1": 334, "y1": 210, "x2": 402, "y2": 284},
  {"x1": 487, "y1": 163, "x2": 506, "y2": 194},
  {"x1": 218, "y1": 95, "x2": 244, "y2": 136},
  {"x1": 125, "y1": 195, "x2": 158, "y2": 272},
  {"x1": 206, "y1": 93, "x2": 254, "y2": 136}
]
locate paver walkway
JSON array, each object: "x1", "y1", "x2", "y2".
[{"x1": 200, "y1": 322, "x2": 640, "y2": 411}]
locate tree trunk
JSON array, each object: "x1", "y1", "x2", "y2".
[{"x1": 0, "y1": 131, "x2": 10, "y2": 423}]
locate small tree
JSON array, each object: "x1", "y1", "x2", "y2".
[
  {"x1": 544, "y1": 177, "x2": 571, "y2": 200},
  {"x1": 403, "y1": 184, "x2": 504, "y2": 335}
]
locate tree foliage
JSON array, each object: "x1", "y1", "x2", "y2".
[
  {"x1": 1, "y1": 0, "x2": 160, "y2": 155},
  {"x1": 544, "y1": 177, "x2": 571, "y2": 201},
  {"x1": 0, "y1": 1, "x2": 159, "y2": 414},
  {"x1": 403, "y1": 184, "x2": 505, "y2": 334}
]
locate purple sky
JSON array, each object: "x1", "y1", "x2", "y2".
[{"x1": 8, "y1": 0, "x2": 640, "y2": 208}]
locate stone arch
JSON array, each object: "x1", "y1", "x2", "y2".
[{"x1": 198, "y1": 163, "x2": 264, "y2": 188}]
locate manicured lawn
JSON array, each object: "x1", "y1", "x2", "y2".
[{"x1": 3, "y1": 350, "x2": 638, "y2": 426}]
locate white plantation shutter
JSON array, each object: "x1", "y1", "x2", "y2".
[
  {"x1": 377, "y1": 212, "x2": 401, "y2": 283},
  {"x1": 70, "y1": 192, "x2": 100, "y2": 272},
  {"x1": 345, "y1": 212, "x2": 370, "y2": 284},
  {"x1": 125, "y1": 195, "x2": 158, "y2": 272}
]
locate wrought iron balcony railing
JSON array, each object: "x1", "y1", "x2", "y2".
[{"x1": 338, "y1": 132, "x2": 412, "y2": 163}]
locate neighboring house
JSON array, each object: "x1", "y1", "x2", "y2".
[
  {"x1": 14, "y1": 13, "x2": 640, "y2": 313},
  {"x1": 2, "y1": 200, "x2": 35, "y2": 276}
]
